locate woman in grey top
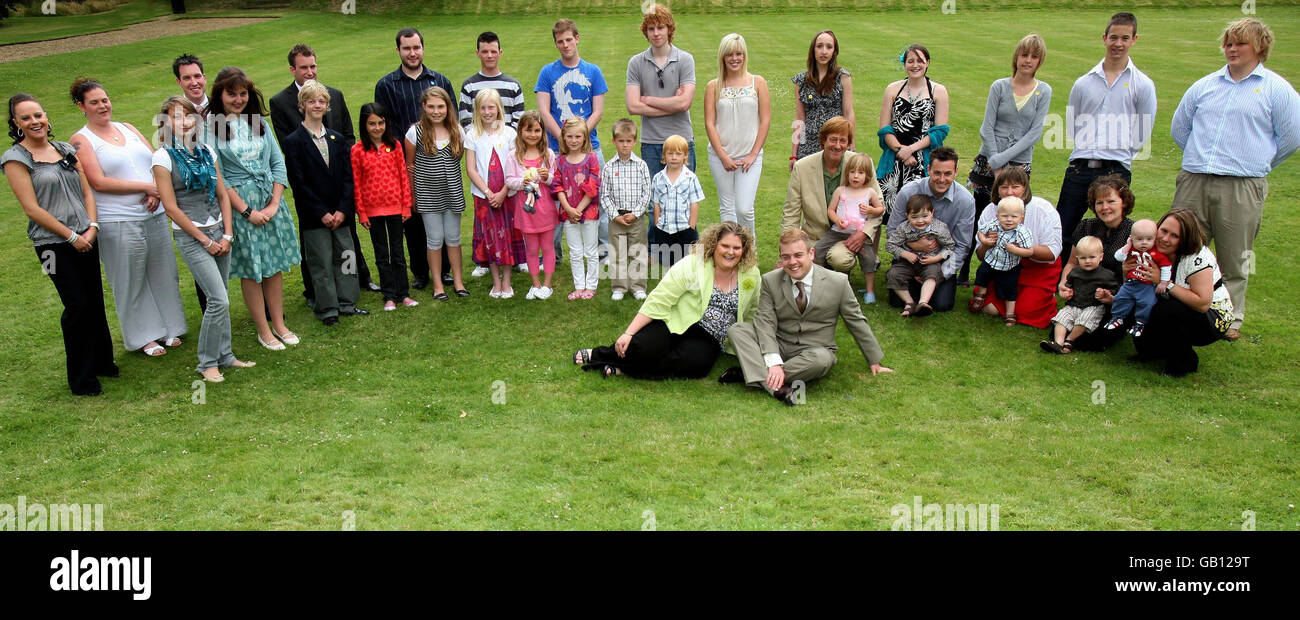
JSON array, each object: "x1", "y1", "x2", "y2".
[
  {"x1": 153, "y1": 97, "x2": 256, "y2": 383},
  {"x1": 3, "y1": 94, "x2": 117, "y2": 396},
  {"x1": 961, "y1": 34, "x2": 1053, "y2": 284}
]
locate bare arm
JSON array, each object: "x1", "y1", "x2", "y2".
[
  {"x1": 535, "y1": 91, "x2": 563, "y2": 143},
  {"x1": 5, "y1": 161, "x2": 79, "y2": 240},
  {"x1": 840, "y1": 73, "x2": 855, "y2": 150},
  {"x1": 642, "y1": 83, "x2": 695, "y2": 113},
  {"x1": 879, "y1": 82, "x2": 902, "y2": 152},
  {"x1": 703, "y1": 81, "x2": 732, "y2": 167},
  {"x1": 586, "y1": 94, "x2": 605, "y2": 134},
  {"x1": 70, "y1": 133, "x2": 158, "y2": 198}
]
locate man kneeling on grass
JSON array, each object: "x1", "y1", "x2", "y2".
[{"x1": 723, "y1": 229, "x2": 892, "y2": 405}]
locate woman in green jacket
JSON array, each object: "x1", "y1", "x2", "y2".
[{"x1": 576, "y1": 221, "x2": 761, "y2": 379}]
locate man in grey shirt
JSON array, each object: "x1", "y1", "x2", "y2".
[
  {"x1": 887, "y1": 147, "x2": 975, "y2": 312},
  {"x1": 626, "y1": 3, "x2": 696, "y2": 255}
]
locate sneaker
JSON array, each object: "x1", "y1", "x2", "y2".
[
  {"x1": 490, "y1": 289, "x2": 503, "y2": 299},
  {"x1": 632, "y1": 290, "x2": 647, "y2": 300},
  {"x1": 536, "y1": 286, "x2": 554, "y2": 300},
  {"x1": 862, "y1": 292, "x2": 877, "y2": 304},
  {"x1": 611, "y1": 290, "x2": 625, "y2": 301},
  {"x1": 1104, "y1": 318, "x2": 1123, "y2": 330},
  {"x1": 383, "y1": 301, "x2": 397, "y2": 312},
  {"x1": 471, "y1": 266, "x2": 489, "y2": 278},
  {"x1": 525, "y1": 287, "x2": 539, "y2": 300},
  {"x1": 402, "y1": 298, "x2": 420, "y2": 307},
  {"x1": 1129, "y1": 321, "x2": 1146, "y2": 338},
  {"x1": 516, "y1": 264, "x2": 529, "y2": 274},
  {"x1": 500, "y1": 288, "x2": 515, "y2": 299}
]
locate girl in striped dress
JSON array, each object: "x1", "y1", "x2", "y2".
[{"x1": 403, "y1": 87, "x2": 467, "y2": 301}]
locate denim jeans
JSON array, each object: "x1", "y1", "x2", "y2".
[{"x1": 175, "y1": 225, "x2": 235, "y2": 371}]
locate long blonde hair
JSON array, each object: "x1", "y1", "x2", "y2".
[
  {"x1": 471, "y1": 88, "x2": 504, "y2": 137},
  {"x1": 417, "y1": 86, "x2": 460, "y2": 158}
]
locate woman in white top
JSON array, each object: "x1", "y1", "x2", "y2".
[
  {"x1": 704, "y1": 33, "x2": 771, "y2": 237},
  {"x1": 69, "y1": 78, "x2": 186, "y2": 357},
  {"x1": 1127, "y1": 209, "x2": 1234, "y2": 377},
  {"x1": 971, "y1": 167, "x2": 1062, "y2": 328}
]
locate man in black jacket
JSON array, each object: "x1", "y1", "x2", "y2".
[
  {"x1": 270, "y1": 44, "x2": 378, "y2": 302},
  {"x1": 282, "y1": 81, "x2": 370, "y2": 325}
]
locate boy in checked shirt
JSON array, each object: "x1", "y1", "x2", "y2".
[{"x1": 600, "y1": 119, "x2": 653, "y2": 299}]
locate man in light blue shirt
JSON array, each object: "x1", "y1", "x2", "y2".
[
  {"x1": 1057, "y1": 12, "x2": 1157, "y2": 249},
  {"x1": 887, "y1": 147, "x2": 975, "y2": 312},
  {"x1": 1170, "y1": 18, "x2": 1300, "y2": 339}
]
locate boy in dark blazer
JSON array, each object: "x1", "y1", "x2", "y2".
[{"x1": 282, "y1": 81, "x2": 368, "y2": 325}]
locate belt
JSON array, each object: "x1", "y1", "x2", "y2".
[{"x1": 1073, "y1": 158, "x2": 1123, "y2": 169}]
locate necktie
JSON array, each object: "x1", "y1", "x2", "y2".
[{"x1": 796, "y1": 281, "x2": 807, "y2": 313}]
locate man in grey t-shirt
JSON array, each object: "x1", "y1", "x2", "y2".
[{"x1": 626, "y1": 3, "x2": 696, "y2": 253}]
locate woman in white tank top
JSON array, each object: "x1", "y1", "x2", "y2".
[
  {"x1": 703, "y1": 33, "x2": 770, "y2": 237},
  {"x1": 69, "y1": 78, "x2": 187, "y2": 357}
]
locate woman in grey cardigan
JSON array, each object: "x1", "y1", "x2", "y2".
[
  {"x1": 960, "y1": 34, "x2": 1052, "y2": 284},
  {"x1": 154, "y1": 96, "x2": 256, "y2": 382}
]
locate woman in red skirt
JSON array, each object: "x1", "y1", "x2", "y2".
[{"x1": 969, "y1": 168, "x2": 1062, "y2": 328}]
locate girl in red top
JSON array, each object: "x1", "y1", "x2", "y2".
[{"x1": 351, "y1": 102, "x2": 417, "y2": 311}]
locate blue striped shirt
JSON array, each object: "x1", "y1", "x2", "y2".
[
  {"x1": 373, "y1": 65, "x2": 453, "y2": 138},
  {"x1": 1171, "y1": 62, "x2": 1300, "y2": 178},
  {"x1": 1066, "y1": 58, "x2": 1158, "y2": 168},
  {"x1": 652, "y1": 167, "x2": 704, "y2": 235}
]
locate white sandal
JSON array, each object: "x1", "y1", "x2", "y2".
[{"x1": 142, "y1": 342, "x2": 166, "y2": 357}]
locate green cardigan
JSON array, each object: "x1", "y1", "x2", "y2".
[{"x1": 639, "y1": 253, "x2": 762, "y2": 351}]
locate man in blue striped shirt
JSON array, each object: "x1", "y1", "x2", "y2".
[
  {"x1": 374, "y1": 27, "x2": 454, "y2": 290},
  {"x1": 1057, "y1": 12, "x2": 1157, "y2": 250},
  {"x1": 1170, "y1": 18, "x2": 1300, "y2": 340}
]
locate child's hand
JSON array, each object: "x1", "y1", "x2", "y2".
[
  {"x1": 902, "y1": 251, "x2": 919, "y2": 264},
  {"x1": 1057, "y1": 283, "x2": 1073, "y2": 300},
  {"x1": 1156, "y1": 281, "x2": 1170, "y2": 295}
]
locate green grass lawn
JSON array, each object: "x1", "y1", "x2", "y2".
[
  {"x1": 0, "y1": 1, "x2": 171, "y2": 46},
  {"x1": 0, "y1": 6, "x2": 1296, "y2": 530}
]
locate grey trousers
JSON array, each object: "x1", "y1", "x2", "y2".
[
  {"x1": 727, "y1": 321, "x2": 836, "y2": 393},
  {"x1": 174, "y1": 225, "x2": 234, "y2": 371},
  {"x1": 99, "y1": 215, "x2": 187, "y2": 351},
  {"x1": 302, "y1": 225, "x2": 360, "y2": 319}
]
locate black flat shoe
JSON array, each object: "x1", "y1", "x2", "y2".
[
  {"x1": 717, "y1": 366, "x2": 745, "y2": 384},
  {"x1": 411, "y1": 279, "x2": 430, "y2": 290},
  {"x1": 433, "y1": 292, "x2": 449, "y2": 302},
  {"x1": 322, "y1": 316, "x2": 339, "y2": 326},
  {"x1": 454, "y1": 289, "x2": 470, "y2": 297},
  {"x1": 772, "y1": 385, "x2": 797, "y2": 407},
  {"x1": 341, "y1": 307, "x2": 370, "y2": 316}
]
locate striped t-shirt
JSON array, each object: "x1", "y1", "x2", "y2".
[
  {"x1": 458, "y1": 72, "x2": 526, "y2": 130},
  {"x1": 404, "y1": 124, "x2": 466, "y2": 214}
]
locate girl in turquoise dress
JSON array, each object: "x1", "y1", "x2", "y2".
[{"x1": 209, "y1": 69, "x2": 302, "y2": 351}]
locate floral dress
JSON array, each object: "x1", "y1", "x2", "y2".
[
  {"x1": 217, "y1": 119, "x2": 301, "y2": 281},
  {"x1": 880, "y1": 79, "x2": 936, "y2": 215},
  {"x1": 793, "y1": 67, "x2": 850, "y2": 160},
  {"x1": 472, "y1": 149, "x2": 527, "y2": 266}
]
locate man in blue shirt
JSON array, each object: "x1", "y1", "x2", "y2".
[
  {"x1": 374, "y1": 27, "x2": 453, "y2": 291},
  {"x1": 536, "y1": 18, "x2": 609, "y2": 259},
  {"x1": 887, "y1": 147, "x2": 975, "y2": 312},
  {"x1": 1170, "y1": 18, "x2": 1300, "y2": 340},
  {"x1": 1056, "y1": 12, "x2": 1157, "y2": 249}
]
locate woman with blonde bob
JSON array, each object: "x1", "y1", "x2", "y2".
[
  {"x1": 575, "y1": 221, "x2": 761, "y2": 379},
  {"x1": 705, "y1": 33, "x2": 771, "y2": 235}
]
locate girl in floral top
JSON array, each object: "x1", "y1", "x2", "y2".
[{"x1": 552, "y1": 118, "x2": 601, "y2": 300}]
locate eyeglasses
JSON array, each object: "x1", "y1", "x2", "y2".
[
  {"x1": 655, "y1": 67, "x2": 664, "y2": 90},
  {"x1": 58, "y1": 152, "x2": 78, "y2": 171}
]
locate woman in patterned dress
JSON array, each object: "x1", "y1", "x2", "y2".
[
  {"x1": 876, "y1": 43, "x2": 950, "y2": 226},
  {"x1": 209, "y1": 69, "x2": 302, "y2": 351},
  {"x1": 791, "y1": 30, "x2": 854, "y2": 169}
]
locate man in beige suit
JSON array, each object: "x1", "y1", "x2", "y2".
[
  {"x1": 781, "y1": 116, "x2": 883, "y2": 302},
  {"x1": 725, "y1": 229, "x2": 892, "y2": 405}
]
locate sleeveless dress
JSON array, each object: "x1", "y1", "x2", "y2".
[
  {"x1": 711, "y1": 76, "x2": 761, "y2": 160},
  {"x1": 880, "y1": 78, "x2": 936, "y2": 214},
  {"x1": 473, "y1": 149, "x2": 527, "y2": 266},
  {"x1": 217, "y1": 119, "x2": 301, "y2": 281},
  {"x1": 793, "y1": 68, "x2": 849, "y2": 160}
]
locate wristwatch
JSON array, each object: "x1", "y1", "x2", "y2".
[
  {"x1": 88, "y1": 222, "x2": 100, "y2": 230},
  {"x1": 239, "y1": 208, "x2": 251, "y2": 220},
  {"x1": 222, "y1": 234, "x2": 234, "y2": 242}
]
